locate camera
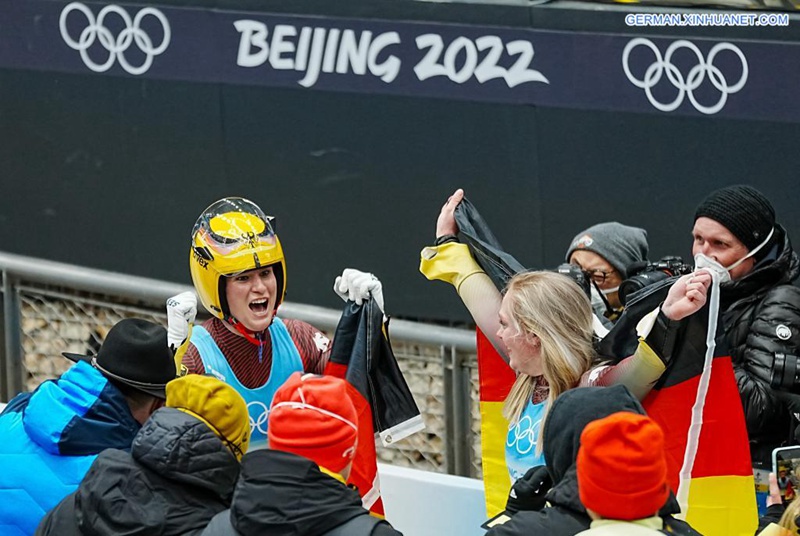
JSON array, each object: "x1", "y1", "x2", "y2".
[
  {"x1": 771, "y1": 352, "x2": 800, "y2": 394},
  {"x1": 618, "y1": 256, "x2": 693, "y2": 306},
  {"x1": 554, "y1": 263, "x2": 591, "y2": 298}
]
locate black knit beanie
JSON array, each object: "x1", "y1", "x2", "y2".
[{"x1": 694, "y1": 185, "x2": 776, "y2": 254}]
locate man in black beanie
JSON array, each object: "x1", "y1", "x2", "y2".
[{"x1": 692, "y1": 185, "x2": 800, "y2": 472}]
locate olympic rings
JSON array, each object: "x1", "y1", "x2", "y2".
[
  {"x1": 247, "y1": 400, "x2": 270, "y2": 436},
  {"x1": 622, "y1": 38, "x2": 748, "y2": 115},
  {"x1": 506, "y1": 415, "x2": 540, "y2": 455},
  {"x1": 59, "y1": 2, "x2": 170, "y2": 75}
]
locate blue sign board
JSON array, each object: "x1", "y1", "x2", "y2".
[{"x1": 1, "y1": 0, "x2": 798, "y2": 121}]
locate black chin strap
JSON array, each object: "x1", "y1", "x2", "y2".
[{"x1": 591, "y1": 280, "x2": 615, "y2": 318}]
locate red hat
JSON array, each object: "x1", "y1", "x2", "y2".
[
  {"x1": 577, "y1": 412, "x2": 669, "y2": 521},
  {"x1": 268, "y1": 372, "x2": 358, "y2": 473}
]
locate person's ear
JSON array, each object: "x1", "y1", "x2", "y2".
[
  {"x1": 526, "y1": 334, "x2": 541, "y2": 348},
  {"x1": 151, "y1": 397, "x2": 165, "y2": 415}
]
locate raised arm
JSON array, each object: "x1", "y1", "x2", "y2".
[
  {"x1": 583, "y1": 271, "x2": 712, "y2": 400},
  {"x1": 419, "y1": 189, "x2": 509, "y2": 363}
]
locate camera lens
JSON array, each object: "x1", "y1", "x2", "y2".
[
  {"x1": 770, "y1": 353, "x2": 800, "y2": 394},
  {"x1": 771, "y1": 353, "x2": 787, "y2": 389},
  {"x1": 618, "y1": 271, "x2": 671, "y2": 306}
]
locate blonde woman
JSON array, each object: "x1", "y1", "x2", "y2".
[
  {"x1": 498, "y1": 271, "x2": 596, "y2": 477},
  {"x1": 421, "y1": 191, "x2": 711, "y2": 479}
]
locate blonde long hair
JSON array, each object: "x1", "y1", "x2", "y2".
[
  {"x1": 501, "y1": 271, "x2": 596, "y2": 447},
  {"x1": 778, "y1": 497, "x2": 800, "y2": 533}
]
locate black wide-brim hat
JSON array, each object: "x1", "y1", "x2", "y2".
[{"x1": 63, "y1": 318, "x2": 176, "y2": 399}]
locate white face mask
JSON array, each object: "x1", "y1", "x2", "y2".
[
  {"x1": 590, "y1": 282, "x2": 617, "y2": 317},
  {"x1": 693, "y1": 254, "x2": 732, "y2": 283},
  {"x1": 693, "y1": 227, "x2": 774, "y2": 283},
  {"x1": 600, "y1": 285, "x2": 619, "y2": 296}
]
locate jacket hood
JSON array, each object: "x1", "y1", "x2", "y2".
[
  {"x1": 132, "y1": 408, "x2": 240, "y2": 498},
  {"x1": 73, "y1": 408, "x2": 239, "y2": 535},
  {"x1": 541, "y1": 385, "x2": 683, "y2": 517},
  {"x1": 23, "y1": 360, "x2": 141, "y2": 455},
  {"x1": 74, "y1": 449, "x2": 167, "y2": 536},
  {"x1": 724, "y1": 225, "x2": 799, "y2": 300},
  {"x1": 230, "y1": 449, "x2": 366, "y2": 536},
  {"x1": 542, "y1": 385, "x2": 646, "y2": 509}
]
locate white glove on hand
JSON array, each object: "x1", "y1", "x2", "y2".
[
  {"x1": 333, "y1": 268, "x2": 385, "y2": 312},
  {"x1": 166, "y1": 291, "x2": 197, "y2": 350}
]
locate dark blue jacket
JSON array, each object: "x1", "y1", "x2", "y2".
[{"x1": 0, "y1": 360, "x2": 140, "y2": 536}]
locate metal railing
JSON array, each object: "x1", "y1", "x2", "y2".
[{"x1": 0, "y1": 251, "x2": 482, "y2": 478}]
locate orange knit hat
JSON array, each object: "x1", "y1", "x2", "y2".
[
  {"x1": 577, "y1": 412, "x2": 669, "y2": 521},
  {"x1": 268, "y1": 372, "x2": 358, "y2": 473}
]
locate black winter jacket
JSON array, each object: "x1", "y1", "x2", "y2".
[
  {"x1": 200, "y1": 449, "x2": 402, "y2": 536},
  {"x1": 719, "y1": 226, "x2": 800, "y2": 465},
  {"x1": 486, "y1": 385, "x2": 700, "y2": 536},
  {"x1": 35, "y1": 408, "x2": 240, "y2": 536},
  {"x1": 597, "y1": 227, "x2": 800, "y2": 466}
]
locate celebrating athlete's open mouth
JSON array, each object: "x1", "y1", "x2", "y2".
[{"x1": 249, "y1": 298, "x2": 270, "y2": 314}]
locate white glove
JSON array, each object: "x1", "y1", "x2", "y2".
[
  {"x1": 333, "y1": 268, "x2": 385, "y2": 312},
  {"x1": 166, "y1": 291, "x2": 197, "y2": 350}
]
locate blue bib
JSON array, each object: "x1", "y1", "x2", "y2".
[
  {"x1": 191, "y1": 318, "x2": 303, "y2": 449},
  {"x1": 505, "y1": 399, "x2": 546, "y2": 482}
]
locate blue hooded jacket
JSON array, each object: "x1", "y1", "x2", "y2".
[{"x1": 0, "y1": 361, "x2": 141, "y2": 536}]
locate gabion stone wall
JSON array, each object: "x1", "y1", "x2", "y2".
[
  {"x1": 376, "y1": 342, "x2": 446, "y2": 471},
  {"x1": 20, "y1": 289, "x2": 167, "y2": 393},
  {"x1": 13, "y1": 286, "x2": 483, "y2": 478}
]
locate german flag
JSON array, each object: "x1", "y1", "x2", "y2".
[
  {"x1": 451, "y1": 197, "x2": 754, "y2": 527},
  {"x1": 477, "y1": 328, "x2": 517, "y2": 516},
  {"x1": 641, "y1": 294, "x2": 756, "y2": 536},
  {"x1": 325, "y1": 299, "x2": 425, "y2": 518},
  {"x1": 477, "y1": 303, "x2": 757, "y2": 534}
]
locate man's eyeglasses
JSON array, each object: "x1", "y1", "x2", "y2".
[{"x1": 583, "y1": 268, "x2": 615, "y2": 285}]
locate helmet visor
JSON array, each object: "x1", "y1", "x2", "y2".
[{"x1": 192, "y1": 197, "x2": 277, "y2": 259}]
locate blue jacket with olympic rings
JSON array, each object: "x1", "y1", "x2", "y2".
[{"x1": 0, "y1": 360, "x2": 141, "y2": 536}]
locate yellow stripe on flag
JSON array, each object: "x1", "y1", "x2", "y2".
[
  {"x1": 683, "y1": 474, "x2": 757, "y2": 536},
  {"x1": 480, "y1": 400, "x2": 512, "y2": 517}
]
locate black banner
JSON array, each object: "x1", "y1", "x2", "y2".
[{"x1": 2, "y1": 0, "x2": 799, "y2": 122}]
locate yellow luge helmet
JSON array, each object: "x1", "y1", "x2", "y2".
[{"x1": 189, "y1": 197, "x2": 286, "y2": 321}]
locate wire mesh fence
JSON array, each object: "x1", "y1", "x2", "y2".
[{"x1": 9, "y1": 282, "x2": 484, "y2": 478}]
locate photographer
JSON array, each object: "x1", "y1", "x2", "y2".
[{"x1": 565, "y1": 221, "x2": 649, "y2": 322}]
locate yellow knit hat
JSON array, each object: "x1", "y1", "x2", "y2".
[{"x1": 166, "y1": 375, "x2": 250, "y2": 460}]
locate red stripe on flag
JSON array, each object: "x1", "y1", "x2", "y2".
[
  {"x1": 326, "y1": 363, "x2": 385, "y2": 517},
  {"x1": 691, "y1": 356, "x2": 752, "y2": 479},
  {"x1": 325, "y1": 362, "x2": 348, "y2": 381},
  {"x1": 478, "y1": 329, "x2": 515, "y2": 403},
  {"x1": 643, "y1": 355, "x2": 751, "y2": 494}
]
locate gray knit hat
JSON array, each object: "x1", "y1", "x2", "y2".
[{"x1": 565, "y1": 222, "x2": 649, "y2": 279}]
